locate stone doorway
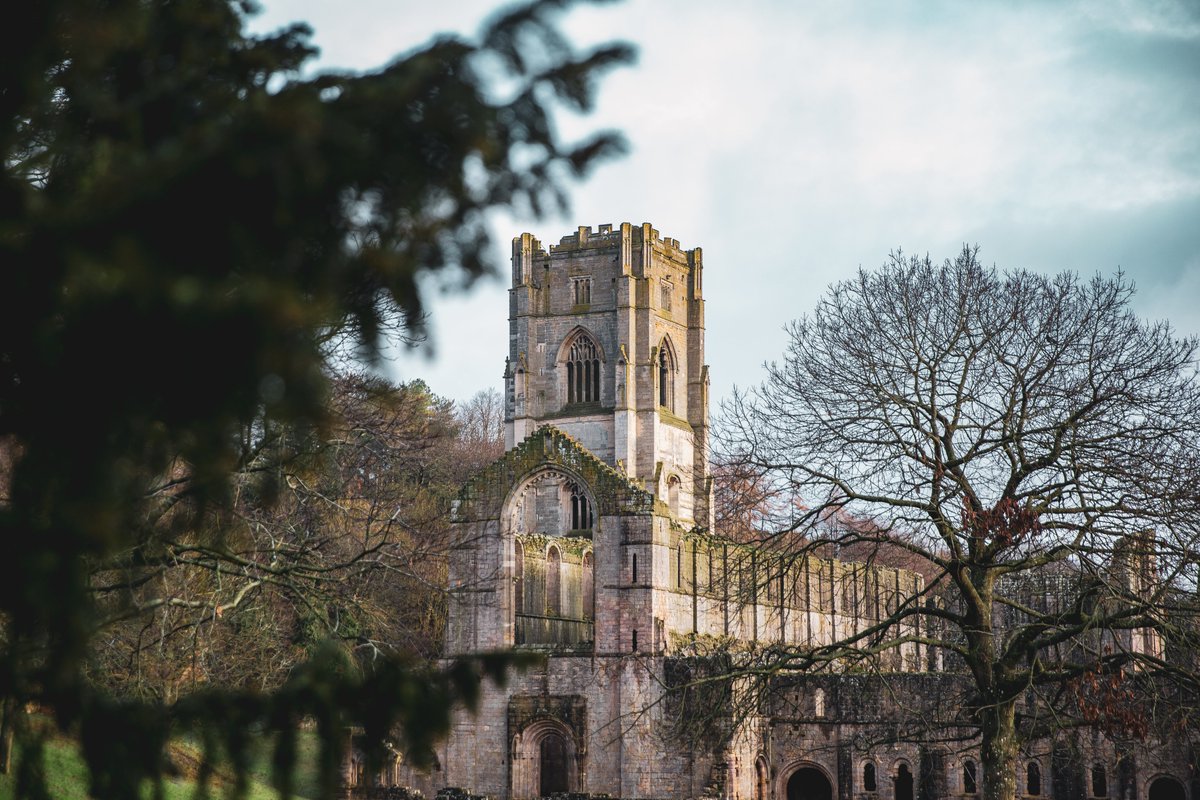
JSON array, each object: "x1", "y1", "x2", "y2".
[
  {"x1": 786, "y1": 767, "x2": 832, "y2": 800},
  {"x1": 1149, "y1": 777, "x2": 1186, "y2": 800},
  {"x1": 511, "y1": 718, "x2": 579, "y2": 800},
  {"x1": 539, "y1": 733, "x2": 569, "y2": 796}
]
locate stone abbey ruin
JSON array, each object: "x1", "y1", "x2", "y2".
[{"x1": 346, "y1": 224, "x2": 1199, "y2": 800}]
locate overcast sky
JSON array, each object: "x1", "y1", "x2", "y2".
[{"x1": 249, "y1": 0, "x2": 1200, "y2": 406}]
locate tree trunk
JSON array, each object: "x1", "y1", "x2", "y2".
[
  {"x1": 980, "y1": 700, "x2": 1019, "y2": 800},
  {"x1": 0, "y1": 697, "x2": 14, "y2": 775}
]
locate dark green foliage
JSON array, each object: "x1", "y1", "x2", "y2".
[{"x1": 0, "y1": 0, "x2": 630, "y2": 796}]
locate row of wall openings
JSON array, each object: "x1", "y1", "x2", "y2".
[
  {"x1": 860, "y1": 762, "x2": 911, "y2": 799},
  {"x1": 566, "y1": 334, "x2": 600, "y2": 404},
  {"x1": 562, "y1": 331, "x2": 681, "y2": 411},
  {"x1": 513, "y1": 543, "x2": 594, "y2": 620},
  {"x1": 854, "y1": 762, "x2": 1113, "y2": 796},
  {"x1": 957, "y1": 760, "x2": 1087, "y2": 797}
]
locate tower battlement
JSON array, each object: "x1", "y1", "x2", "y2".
[{"x1": 515, "y1": 221, "x2": 699, "y2": 259}]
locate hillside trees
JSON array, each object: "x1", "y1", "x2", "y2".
[
  {"x1": 87, "y1": 374, "x2": 489, "y2": 703},
  {"x1": 0, "y1": 0, "x2": 629, "y2": 795},
  {"x1": 719, "y1": 248, "x2": 1200, "y2": 800}
]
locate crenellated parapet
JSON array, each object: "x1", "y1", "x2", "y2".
[{"x1": 545, "y1": 221, "x2": 696, "y2": 260}]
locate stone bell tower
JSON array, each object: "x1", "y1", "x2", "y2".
[{"x1": 504, "y1": 222, "x2": 712, "y2": 527}]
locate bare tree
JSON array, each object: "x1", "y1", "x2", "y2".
[
  {"x1": 455, "y1": 388, "x2": 506, "y2": 467},
  {"x1": 85, "y1": 373, "x2": 493, "y2": 705},
  {"x1": 719, "y1": 247, "x2": 1200, "y2": 800}
]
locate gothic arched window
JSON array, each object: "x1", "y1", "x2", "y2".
[
  {"x1": 569, "y1": 483, "x2": 593, "y2": 531},
  {"x1": 658, "y1": 340, "x2": 675, "y2": 411},
  {"x1": 963, "y1": 761, "x2": 977, "y2": 795},
  {"x1": 566, "y1": 334, "x2": 601, "y2": 404}
]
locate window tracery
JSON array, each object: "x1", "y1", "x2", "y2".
[
  {"x1": 569, "y1": 482, "x2": 593, "y2": 531},
  {"x1": 566, "y1": 333, "x2": 601, "y2": 404}
]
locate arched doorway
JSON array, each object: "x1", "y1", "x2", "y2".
[
  {"x1": 539, "y1": 733, "x2": 569, "y2": 796},
  {"x1": 894, "y1": 764, "x2": 914, "y2": 800},
  {"x1": 511, "y1": 719, "x2": 578, "y2": 800},
  {"x1": 786, "y1": 767, "x2": 832, "y2": 800},
  {"x1": 1149, "y1": 777, "x2": 1186, "y2": 800}
]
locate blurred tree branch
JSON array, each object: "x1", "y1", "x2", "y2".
[{"x1": 0, "y1": 0, "x2": 631, "y2": 795}]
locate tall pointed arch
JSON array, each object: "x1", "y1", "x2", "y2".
[
  {"x1": 657, "y1": 335, "x2": 678, "y2": 412},
  {"x1": 557, "y1": 327, "x2": 605, "y2": 405}
]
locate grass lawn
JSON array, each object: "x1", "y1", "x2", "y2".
[{"x1": 0, "y1": 726, "x2": 323, "y2": 800}]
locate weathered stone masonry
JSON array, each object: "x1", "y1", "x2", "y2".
[{"x1": 351, "y1": 224, "x2": 1196, "y2": 800}]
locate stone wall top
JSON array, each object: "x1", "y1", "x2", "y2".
[
  {"x1": 513, "y1": 222, "x2": 698, "y2": 261},
  {"x1": 455, "y1": 425, "x2": 658, "y2": 522}
]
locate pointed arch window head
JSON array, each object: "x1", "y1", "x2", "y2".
[
  {"x1": 566, "y1": 333, "x2": 601, "y2": 404},
  {"x1": 568, "y1": 482, "x2": 593, "y2": 531},
  {"x1": 657, "y1": 341, "x2": 675, "y2": 411}
]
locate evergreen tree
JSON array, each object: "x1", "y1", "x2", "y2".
[{"x1": 0, "y1": 0, "x2": 631, "y2": 796}]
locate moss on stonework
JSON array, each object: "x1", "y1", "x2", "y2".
[
  {"x1": 455, "y1": 425, "x2": 655, "y2": 522},
  {"x1": 516, "y1": 533, "x2": 592, "y2": 561},
  {"x1": 656, "y1": 407, "x2": 694, "y2": 432}
]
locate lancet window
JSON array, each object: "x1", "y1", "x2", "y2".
[
  {"x1": 658, "y1": 340, "x2": 675, "y2": 411},
  {"x1": 566, "y1": 334, "x2": 601, "y2": 404}
]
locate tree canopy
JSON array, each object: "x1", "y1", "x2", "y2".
[
  {"x1": 0, "y1": 0, "x2": 630, "y2": 796},
  {"x1": 720, "y1": 247, "x2": 1200, "y2": 800}
]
